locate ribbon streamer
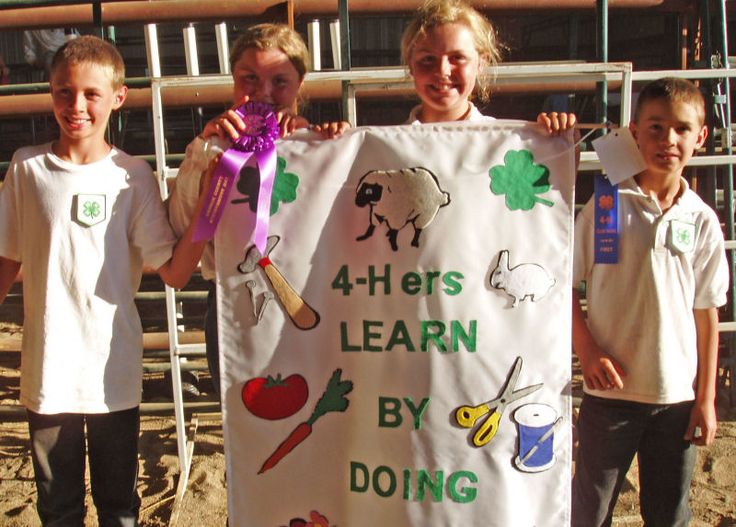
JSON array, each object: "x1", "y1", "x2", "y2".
[
  {"x1": 594, "y1": 174, "x2": 619, "y2": 264},
  {"x1": 193, "y1": 101, "x2": 279, "y2": 254}
]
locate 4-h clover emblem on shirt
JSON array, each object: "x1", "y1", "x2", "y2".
[
  {"x1": 74, "y1": 194, "x2": 106, "y2": 227},
  {"x1": 669, "y1": 220, "x2": 696, "y2": 254}
]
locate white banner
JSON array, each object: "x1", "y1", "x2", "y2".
[{"x1": 216, "y1": 121, "x2": 575, "y2": 527}]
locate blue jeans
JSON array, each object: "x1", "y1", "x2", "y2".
[
  {"x1": 572, "y1": 395, "x2": 696, "y2": 527},
  {"x1": 27, "y1": 407, "x2": 141, "y2": 527},
  {"x1": 205, "y1": 280, "x2": 221, "y2": 398}
]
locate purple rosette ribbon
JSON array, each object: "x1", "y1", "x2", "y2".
[{"x1": 193, "y1": 101, "x2": 279, "y2": 254}]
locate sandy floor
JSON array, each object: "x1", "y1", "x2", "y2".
[{"x1": 1, "y1": 321, "x2": 735, "y2": 526}]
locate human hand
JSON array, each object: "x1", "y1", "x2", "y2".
[
  {"x1": 201, "y1": 96, "x2": 251, "y2": 142},
  {"x1": 198, "y1": 152, "x2": 221, "y2": 198},
  {"x1": 536, "y1": 112, "x2": 578, "y2": 136},
  {"x1": 310, "y1": 121, "x2": 351, "y2": 139},
  {"x1": 578, "y1": 346, "x2": 625, "y2": 391},
  {"x1": 685, "y1": 400, "x2": 717, "y2": 446},
  {"x1": 275, "y1": 109, "x2": 309, "y2": 137}
]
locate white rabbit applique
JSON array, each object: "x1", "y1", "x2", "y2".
[{"x1": 490, "y1": 250, "x2": 556, "y2": 307}]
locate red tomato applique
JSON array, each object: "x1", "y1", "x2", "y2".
[{"x1": 242, "y1": 374, "x2": 309, "y2": 420}]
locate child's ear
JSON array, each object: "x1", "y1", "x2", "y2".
[
  {"x1": 629, "y1": 121, "x2": 639, "y2": 142},
  {"x1": 695, "y1": 124, "x2": 708, "y2": 149},
  {"x1": 112, "y1": 85, "x2": 128, "y2": 110}
]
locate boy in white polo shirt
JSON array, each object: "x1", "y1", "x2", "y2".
[
  {"x1": 0, "y1": 36, "x2": 209, "y2": 525},
  {"x1": 571, "y1": 77, "x2": 729, "y2": 526}
]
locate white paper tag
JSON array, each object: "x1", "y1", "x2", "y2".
[{"x1": 592, "y1": 128, "x2": 647, "y2": 185}]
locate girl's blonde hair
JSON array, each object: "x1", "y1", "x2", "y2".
[
  {"x1": 50, "y1": 35, "x2": 126, "y2": 89},
  {"x1": 401, "y1": 0, "x2": 502, "y2": 102},
  {"x1": 230, "y1": 23, "x2": 310, "y2": 80}
]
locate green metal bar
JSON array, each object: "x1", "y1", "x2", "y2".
[
  {"x1": 92, "y1": 0, "x2": 103, "y2": 37},
  {"x1": 0, "y1": 0, "x2": 92, "y2": 7},
  {"x1": 339, "y1": 0, "x2": 351, "y2": 122},
  {"x1": 568, "y1": 14, "x2": 579, "y2": 112},
  {"x1": 699, "y1": 0, "x2": 718, "y2": 209},
  {"x1": 0, "y1": 76, "x2": 151, "y2": 96},
  {"x1": 0, "y1": 82, "x2": 49, "y2": 95},
  {"x1": 715, "y1": 0, "x2": 735, "y2": 321},
  {"x1": 595, "y1": 0, "x2": 608, "y2": 125}
]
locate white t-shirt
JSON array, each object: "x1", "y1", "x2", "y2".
[
  {"x1": 573, "y1": 177, "x2": 729, "y2": 404},
  {"x1": 0, "y1": 144, "x2": 177, "y2": 413},
  {"x1": 405, "y1": 102, "x2": 494, "y2": 124}
]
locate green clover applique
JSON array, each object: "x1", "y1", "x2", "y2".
[
  {"x1": 676, "y1": 228, "x2": 691, "y2": 245},
  {"x1": 489, "y1": 149, "x2": 554, "y2": 211},
  {"x1": 83, "y1": 201, "x2": 101, "y2": 219},
  {"x1": 270, "y1": 156, "x2": 299, "y2": 215}
]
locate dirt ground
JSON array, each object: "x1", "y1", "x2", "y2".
[{"x1": 1, "y1": 321, "x2": 735, "y2": 526}]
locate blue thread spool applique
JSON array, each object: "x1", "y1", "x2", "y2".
[{"x1": 513, "y1": 403, "x2": 559, "y2": 473}]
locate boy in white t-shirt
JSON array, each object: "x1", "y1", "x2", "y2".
[
  {"x1": 0, "y1": 36, "x2": 209, "y2": 525},
  {"x1": 572, "y1": 77, "x2": 729, "y2": 526}
]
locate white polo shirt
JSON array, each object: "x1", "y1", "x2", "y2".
[{"x1": 573, "y1": 177, "x2": 729, "y2": 404}]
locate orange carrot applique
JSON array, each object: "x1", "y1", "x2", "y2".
[{"x1": 258, "y1": 368, "x2": 353, "y2": 474}]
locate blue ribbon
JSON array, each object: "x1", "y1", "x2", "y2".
[{"x1": 594, "y1": 174, "x2": 619, "y2": 264}]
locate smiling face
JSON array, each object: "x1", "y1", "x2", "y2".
[
  {"x1": 50, "y1": 61, "x2": 126, "y2": 162},
  {"x1": 231, "y1": 47, "x2": 303, "y2": 111},
  {"x1": 630, "y1": 98, "x2": 707, "y2": 183},
  {"x1": 408, "y1": 22, "x2": 482, "y2": 123}
]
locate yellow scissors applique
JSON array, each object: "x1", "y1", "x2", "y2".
[{"x1": 455, "y1": 356, "x2": 542, "y2": 447}]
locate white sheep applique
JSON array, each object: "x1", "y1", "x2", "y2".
[
  {"x1": 355, "y1": 167, "x2": 451, "y2": 251},
  {"x1": 490, "y1": 250, "x2": 556, "y2": 307}
]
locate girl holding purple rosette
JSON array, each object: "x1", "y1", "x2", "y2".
[{"x1": 168, "y1": 23, "x2": 348, "y2": 399}]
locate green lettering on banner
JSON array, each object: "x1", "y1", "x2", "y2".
[
  {"x1": 442, "y1": 271, "x2": 464, "y2": 295},
  {"x1": 401, "y1": 271, "x2": 422, "y2": 295},
  {"x1": 350, "y1": 461, "x2": 369, "y2": 492},
  {"x1": 448, "y1": 471, "x2": 479, "y2": 503},
  {"x1": 403, "y1": 469, "x2": 412, "y2": 500},
  {"x1": 403, "y1": 397, "x2": 430, "y2": 430},
  {"x1": 378, "y1": 397, "x2": 402, "y2": 428},
  {"x1": 452, "y1": 320, "x2": 477, "y2": 352},
  {"x1": 340, "y1": 322, "x2": 361, "y2": 352},
  {"x1": 349, "y1": 462, "x2": 479, "y2": 503},
  {"x1": 421, "y1": 320, "x2": 447, "y2": 352},
  {"x1": 331, "y1": 265, "x2": 353, "y2": 295},
  {"x1": 425, "y1": 271, "x2": 441, "y2": 294},
  {"x1": 342, "y1": 320, "x2": 475, "y2": 353},
  {"x1": 363, "y1": 320, "x2": 383, "y2": 352},
  {"x1": 368, "y1": 264, "x2": 391, "y2": 295},
  {"x1": 416, "y1": 470, "x2": 444, "y2": 502},
  {"x1": 373, "y1": 465, "x2": 397, "y2": 498},
  {"x1": 386, "y1": 320, "x2": 415, "y2": 352}
]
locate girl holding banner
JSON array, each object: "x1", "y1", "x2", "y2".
[
  {"x1": 401, "y1": 0, "x2": 576, "y2": 135},
  {"x1": 168, "y1": 23, "x2": 347, "y2": 398}
]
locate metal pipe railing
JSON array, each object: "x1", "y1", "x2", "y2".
[{"x1": 0, "y1": 0, "x2": 699, "y2": 30}]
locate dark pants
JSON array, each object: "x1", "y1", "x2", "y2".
[
  {"x1": 572, "y1": 395, "x2": 696, "y2": 527},
  {"x1": 27, "y1": 407, "x2": 141, "y2": 527},
  {"x1": 205, "y1": 280, "x2": 221, "y2": 398}
]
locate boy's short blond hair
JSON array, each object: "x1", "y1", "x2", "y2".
[
  {"x1": 229, "y1": 23, "x2": 309, "y2": 81},
  {"x1": 401, "y1": 0, "x2": 503, "y2": 102},
  {"x1": 50, "y1": 35, "x2": 125, "y2": 89},
  {"x1": 633, "y1": 77, "x2": 706, "y2": 125}
]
